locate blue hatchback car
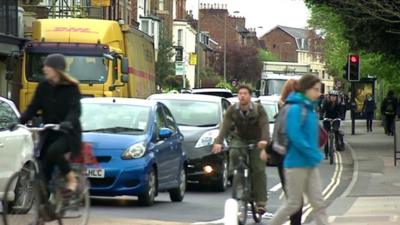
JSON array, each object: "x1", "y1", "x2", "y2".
[{"x1": 80, "y1": 98, "x2": 187, "y2": 206}]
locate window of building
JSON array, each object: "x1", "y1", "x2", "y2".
[
  {"x1": 141, "y1": 20, "x2": 149, "y2": 34},
  {"x1": 322, "y1": 70, "x2": 325, "y2": 79},
  {"x1": 177, "y1": 29, "x2": 183, "y2": 46},
  {"x1": 159, "y1": 0, "x2": 164, "y2": 10},
  {"x1": 0, "y1": 0, "x2": 18, "y2": 36}
]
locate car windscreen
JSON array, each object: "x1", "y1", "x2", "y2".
[
  {"x1": 27, "y1": 53, "x2": 108, "y2": 84},
  {"x1": 81, "y1": 103, "x2": 150, "y2": 134},
  {"x1": 193, "y1": 92, "x2": 233, "y2": 98},
  {"x1": 266, "y1": 79, "x2": 287, "y2": 95},
  {"x1": 261, "y1": 103, "x2": 277, "y2": 123},
  {"x1": 157, "y1": 99, "x2": 220, "y2": 127}
]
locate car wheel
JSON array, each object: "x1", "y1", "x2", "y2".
[
  {"x1": 7, "y1": 164, "x2": 35, "y2": 214},
  {"x1": 138, "y1": 169, "x2": 157, "y2": 206},
  {"x1": 169, "y1": 166, "x2": 186, "y2": 202},
  {"x1": 212, "y1": 159, "x2": 228, "y2": 192}
]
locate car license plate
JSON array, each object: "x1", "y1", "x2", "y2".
[{"x1": 86, "y1": 168, "x2": 105, "y2": 178}]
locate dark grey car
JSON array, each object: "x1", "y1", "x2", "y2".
[{"x1": 148, "y1": 94, "x2": 231, "y2": 191}]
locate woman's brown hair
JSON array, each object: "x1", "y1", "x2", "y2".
[
  {"x1": 58, "y1": 70, "x2": 79, "y2": 86},
  {"x1": 280, "y1": 79, "x2": 298, "y2": 103},
  {"x1": 298, "y1": 74, "x2": 321, "y2": 93}
]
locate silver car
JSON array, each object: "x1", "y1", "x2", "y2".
[{"x1": 148, "y1": 94, "x2": 231, "y2": 191}]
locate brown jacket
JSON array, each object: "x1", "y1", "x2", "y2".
[{"x1": 214, "y1": 102, "x2": 269, "y2": 144}]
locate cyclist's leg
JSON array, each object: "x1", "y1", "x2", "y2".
[
  {"x1": 324, "y1": 141, "x2": 329, "y2": 158},
  {"x1": 43, "y1": 135, "x2": 74, "y2": 190},
  {"x1": 228, "y1": 138, "x2": 244, "y2": 176},
  {"x1": 249, "y1": 147, "x2": 267, "y2": 209}
]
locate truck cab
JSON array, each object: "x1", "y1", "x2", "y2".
[{"x1": 255, "y1": 73, "x2": 302, "y2": 97}]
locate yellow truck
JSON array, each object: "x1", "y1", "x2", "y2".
[{"x1": 19, "y1": 18, "x2": 155, "y2": 111}]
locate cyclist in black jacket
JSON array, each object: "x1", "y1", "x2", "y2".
[{"x1": 321, "y1": 91, "x2": 344, "y2": 155}]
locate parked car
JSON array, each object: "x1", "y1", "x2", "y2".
[
  {"x1": 0, "y1": 97, "x2": 34, "y2": 212},
  {"x1": 226, "y1": 97, "x2": 259, "y2": 105},
  {"x1": 191, "y1": 88, "x2": 234, "y2": 98},
  {"x1": 81, "y1": 98, "x2": 187, "y2": 206},
  {"x1": 258, "y1": 97, "x2": 280, "y2": 140},
  {"x1": 148, "y1": 94, "x2": 231, "y2": 191}
]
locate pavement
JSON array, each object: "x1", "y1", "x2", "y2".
[
  {"x1": 88, "y1": 218, "x2": 190, "y2": 225},
  {"x1": 309, "y1": 120, "x2": 400, "y2": 225}
]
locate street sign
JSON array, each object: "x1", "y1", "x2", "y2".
[
  {"x1": 175, "y1": 46, "x2": 183, "y2": 62},
  {"x1": 189, "y1": 53, "x2": 197, "y2": 65},
  {"x1": 91, "y1": 0, "x2": 111, "y2": 7},
  {"x1": 175, "y1": 62, "x2": 186, "y2": 76}
]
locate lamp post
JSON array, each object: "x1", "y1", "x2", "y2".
[{"x1": 196, "y1": 0, "x2": 201, "y2": 87}]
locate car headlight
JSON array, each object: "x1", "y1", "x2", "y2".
[
  {"x1": 195, "y1": 130, "x2": 220, "y2": 149},
  {"x1": 121, "y1": 142, "x2": 146, "y2": 160}
]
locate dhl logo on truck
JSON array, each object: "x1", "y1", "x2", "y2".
[{"x1": 46, "y1": 27, "x2": 98, "y2": 34}]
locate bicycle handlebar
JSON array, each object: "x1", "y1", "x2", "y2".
[{"x1": 18, "y1": 124, "x2": 61, "y2": 132}]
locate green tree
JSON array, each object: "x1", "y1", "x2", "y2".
[
  {"x1": 156, "y1": 25, "x2": 175, "y2": 87},
  {"x1": 258, "y1": 49, "x2": 278, "y2": 62},
  {"x1": 305, "y1": 0, "x2": 400, "y2": 59},
  {"x1": 307, "y1": 4, "x2": 400, "y2": 92}
]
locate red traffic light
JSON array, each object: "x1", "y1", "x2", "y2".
[{"x1": 350, "y1": 55, "x2": 359, "y2": 63}]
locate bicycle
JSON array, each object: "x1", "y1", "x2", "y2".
[
  {"x1": 2, "y1": 124, "x2": 91, "y2": 225},
  {"x1": 231, "y1": 144, "x2": 263, "y2": 225},
  {"x1": 322, "y1": 118, "x2": 342, "y2": 165}
]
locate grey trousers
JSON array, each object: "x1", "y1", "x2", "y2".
[{"x1": 269, "y1": 168, "x2": 329, "y2": 225}]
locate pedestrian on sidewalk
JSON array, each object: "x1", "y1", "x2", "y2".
[
  {"x1": 269, "y1": 74, "x2": 329, "y2": 225},
  {"x1": 362, "y1": 94, "x2": 376, "y2": 132},
  {"x1": 276, "y1": 79, "x2": 303, "y2": 225},
  {"x1": 381, "y1": 90, "x2": 397, "y2": 136}
]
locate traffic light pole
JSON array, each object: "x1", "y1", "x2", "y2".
[{"x1": 351, "y1": 82, "x2": 356, "y2": 135}]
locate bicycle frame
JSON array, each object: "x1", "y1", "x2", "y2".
[
  {"x1": 323, "y1": 118, "x2": 341, "y2": 165},
  {"x1": 12, "y1": 124, "x2": 90, "y2": 224}
]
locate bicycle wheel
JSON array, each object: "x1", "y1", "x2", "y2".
[
  {"x1": 329, "y1": 133, "x2": 334, "y2": 165},
  {"x1": 2, "y1": 169, "x2": 40, "y2": 225},
  {"x1": 55, "y1": 167, "x2": 90, "y2": 225},
  {"x1": 250, "y1": 202, "x2": 262, "y2": 223},
  {"x1": 232, "y1": 170, "x2": 248, "y2": 225}
]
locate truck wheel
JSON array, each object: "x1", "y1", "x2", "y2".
[{"x1": 138, "y1": 169, "x2": 157, "y2": 206}]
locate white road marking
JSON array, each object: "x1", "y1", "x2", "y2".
[
  {"x1": 301, "y1": 151, "x2": 343, "y2": 223},
  {"x1": 193, "y1": 151, "x2": 345, "y2": 225},
  {"x1": 192, "y1": 218, "x2": 225, "y2": 225},
  {"x1": 270, "y1": 183, "x2": 282, "y2": 192}
]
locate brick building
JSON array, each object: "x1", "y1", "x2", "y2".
[
  {"x1": 259, "y1": 25, "x2": 301, "y2": 62},
  {"x1": 260, "y1": 25, "x2": 334, "y2": 93},
  {"x1": 199, "y1": 3, "x2": 250, "y2": 48}
]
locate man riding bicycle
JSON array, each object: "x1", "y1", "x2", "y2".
[
  {"x1": 321, "y1": 90, "x2": 344, "y2": 155},
  {"x1": 19, "y1": 54, "x2": 82, "y2": 194},
  {"x1": 212, "y1": 85, "x2": 269, "y2": 214}
]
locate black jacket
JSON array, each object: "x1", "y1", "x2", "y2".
[
  {"x1": 381, "y1": 96, "x2": 397, "y2": 116},
  {"x1": 363, "y1": 99, "x2": 376, "y2": 114},
  {"x1": 322, "y1": 100, "x2": 341, "y2": 119},
  {"x1": 20, "y1": 80, "x2": 82, "y2": 155}
]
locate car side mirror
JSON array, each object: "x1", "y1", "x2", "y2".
[
  {"x1": 8, "y1": 123, "x2": 19, "y2": 131},
  {"x1": 121, "y1": 74, "x2": 129, "y2": 83},
  {"x1": 121, "y1": 57, "x2": 129, "y2": 74},
  {"x1": 159, "y1": 128, "x2": 173, "y2": 139}
]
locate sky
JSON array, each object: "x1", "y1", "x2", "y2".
[{"x1": 186, "y1": 0, "x2": 311, "y2": 37}]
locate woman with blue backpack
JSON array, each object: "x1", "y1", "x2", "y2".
[{"x1": 269, "y1": 74, "x2": 329, "y2": 225}]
